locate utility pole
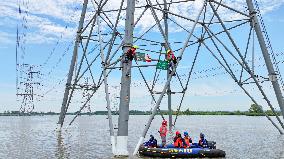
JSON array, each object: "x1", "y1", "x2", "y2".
[
  {"x1": 116, "y1": 0, "x2": 135, "y2": 156},
  {"x1": 163, "y1": 0, "x2": 172, "y2": 132},
  {"x1": 246, "y1": 0, "x2": 284, "y2": 119}
]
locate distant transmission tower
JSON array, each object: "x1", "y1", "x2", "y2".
[
  {"x1": 15, "y1": 0, "x2": 42, "y2": 114},
  {"x1": 16, "y1": 64, "x2": 41, "y2": 113}
]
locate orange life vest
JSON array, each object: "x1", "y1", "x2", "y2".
[
  {"x1": 174, "y1": 137, "x2": 183, "y2": 148},
  {"x1": 184, "y1": 137, "x2": 191, "y2": 147}
]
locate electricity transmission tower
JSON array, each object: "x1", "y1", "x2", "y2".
[
  {"x1": 57, "y1": 0, "x2": 284, "y2": 156},
  {"x1": 16, "y1": 64, "x2": 42, "y2": 113},
  {"x1": 15, "y1": 1, "x2": 43, "y2": 114}
]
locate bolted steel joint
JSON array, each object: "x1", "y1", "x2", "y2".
[{"x1": 268, "y1": 73, "x2": 278, "y2": 82}]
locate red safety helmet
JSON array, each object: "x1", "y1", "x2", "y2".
[
  {"x1": 176, "y1": 131, "x2": 181, "y2": 135},
  {"x1": 162, "y1": 120, "x2": 167, "y2": 125}
]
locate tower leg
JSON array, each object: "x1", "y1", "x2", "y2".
[
  {"x1": 246, "y1": 0, "x2": 284, "y2": 119},
  {"x1": 116, "y1": 0, "x2": 135, "y2": 156},
  {"x1": 58, "y1": 0, "x2": 89, "y2": 127}
]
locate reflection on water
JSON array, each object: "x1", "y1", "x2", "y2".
[
  {"x1": 56, "y1": 130, "x2": 68, "y2": 159},
  {"x1": 0, "y1": 115, "x2": 284, "y2": 159}
]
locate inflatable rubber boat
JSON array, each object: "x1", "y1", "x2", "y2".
[{"x1": 138, "y1": 142, "x2": 226, "y2": 158}]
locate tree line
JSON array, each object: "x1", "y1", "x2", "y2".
[{"x1": 0, "y1": 104, "x2": 281, "y2": 116}]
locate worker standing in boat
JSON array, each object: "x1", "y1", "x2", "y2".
[
  {"x1": 198, "y1": 133, "x2": 208, "y2": 148},
  {"x1": 183, "y1": 132, "x2": 192, "y2": 148},
  {"x1": 158, "y1": 120, "x2": 168, "y2": 147}
]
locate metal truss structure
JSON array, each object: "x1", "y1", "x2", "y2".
[
  {"x1": 16, "y1": 64, "x2": 42, "y2": 113},
  {"x1": 56, "y1": 0, "x2": 284, "y2": 156}
]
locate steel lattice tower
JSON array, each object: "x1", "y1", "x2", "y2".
[
  {"x1": 57, "y1": 0, "x2": 284, "y2": 156},
  {"x1": 17, "y1": 64, "x2": 41, "y2": 113}
]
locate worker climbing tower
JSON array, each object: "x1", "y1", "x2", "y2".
[{"x1": 57, "y1": 0, "x2": 284, "y2": 157}]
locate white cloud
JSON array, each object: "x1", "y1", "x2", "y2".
[
  {"x1": 0, "y1": 31, "x2": 14, "y2": 44},
  {"x1": 0, "y1": 0, "x2": 283, "y2": 45},
  {"x1": 0, "y1": 0, "x2": 81, "y2": 44}
]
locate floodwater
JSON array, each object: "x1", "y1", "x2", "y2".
[{"x1": 0, "y1": 115, "x2": 284, "y2": 159}]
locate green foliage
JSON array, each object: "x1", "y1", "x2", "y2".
[
  {"x1": 248, "y1": 104, "x2": 263, "y2": 113},
  {"x1": 0, "y1": 104, "x2": 281, "y2": 116}
]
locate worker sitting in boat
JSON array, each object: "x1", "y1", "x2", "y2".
[
  {"x1": 144, "y1": 135, "x2": 157, "y2": 148},
  {"x1": 158, "y1": 120, "x2": 168, "y2": 147},
  {"x1": 124, "y1": 45, "x2": 138, "y2": 63},
  {"x1": 183, "y1": 132, "x2": 192, "y2": 148},
  {"x1": 198, "y1": 133, "x2": 208, "y2": 148},
  {"x1": 174, "y1": 131, "x2": 186, "y2": 148}
]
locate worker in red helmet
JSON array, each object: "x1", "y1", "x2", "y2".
[
  {"x1": 173, "y1": 131, "x2": 185, "y2": 148},
  {"x1": 158, "y1": 120, "x2": 168, "y2": 147}
]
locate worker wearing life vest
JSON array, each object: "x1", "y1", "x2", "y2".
[
  {"x1": 159, "y1": 120, "x2": 168, "y2": 147},
  {"x1": 183, "y1": 132, "x2": 192, "y2": 148},
  {"x1": 144, "y1": 135, "x2": 157, "y2": 148},
  {"x1": 198, "y1": 133, "x2": 208, "y2": 148},
  {"x1": 125, "y1": 45, "x2": 138, "y2": 62},
  {"x1": 173, "y1": 131, "x2": 185, "y2": 148}
]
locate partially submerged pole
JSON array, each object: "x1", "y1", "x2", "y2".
[
  {"x1": 115, "y1": 0, "x2": 135, "y2": 156},
  {"x1": 246, "y1": 0, "x2": 284, "y2": 120},
  {"x1": 133, "y1": 0, "x2": 207, "y2": 155},
  {"x1": 58, "y1": 0, "x2": 89, "y2": 127}
]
